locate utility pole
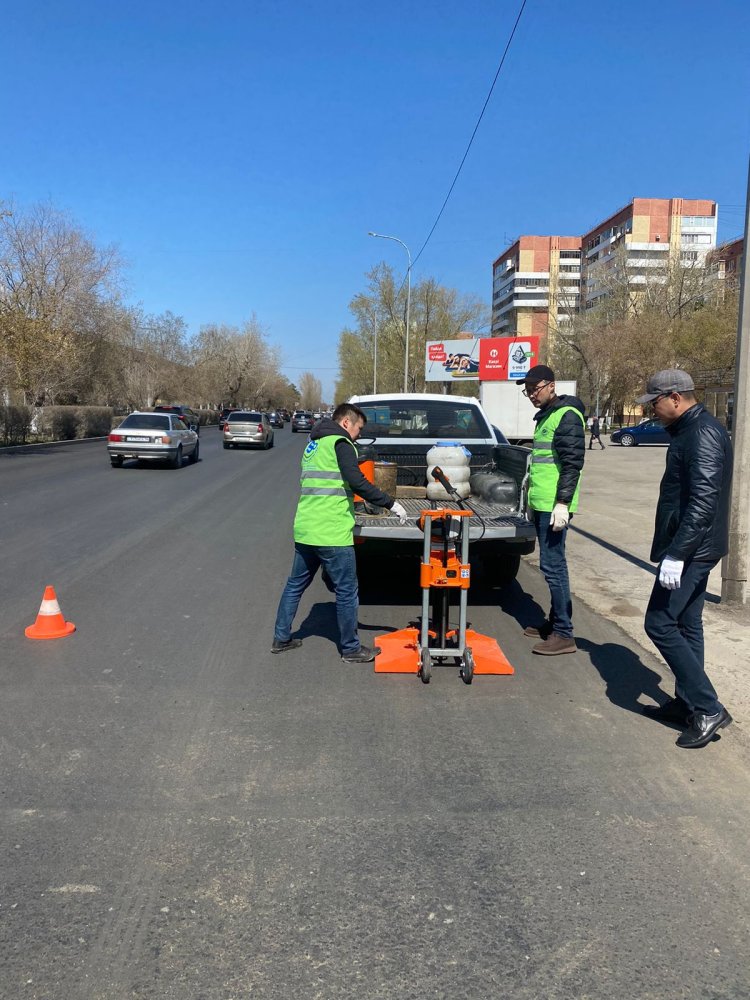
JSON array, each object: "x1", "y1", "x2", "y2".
[{"x1": 722, "y1": 156, "x2": 750, "y2": 603}]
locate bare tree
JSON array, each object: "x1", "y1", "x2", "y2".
[
  {"x1": 0, "y1": 200, "x2": 122, "y2": 403},
  {"x1": 336, "y1": 264, "x2": 488, "y2": 400},
  {"x1": 299, "y1": 372, "x2": 322, "y2": 410}
]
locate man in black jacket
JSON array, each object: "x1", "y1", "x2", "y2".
[
  {"x1": 637, "y1": 370, "x2": 733, "y2": 749},
  {"x1": 521, "y1": 365, "x2": 586, "y2": 655}
]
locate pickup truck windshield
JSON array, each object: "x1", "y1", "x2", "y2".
[{"x1": 359, "y1": 400, "x2": 491, "y2": 439}]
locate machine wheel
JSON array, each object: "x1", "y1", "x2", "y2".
[
  {"x1": 460, "y1": 648, "x2": 475, "y2": 685},
  {"x1": 419, "y1": 647, "x2": 432, "y2": 684},
  {"x1": 171, "y1": 446, "x2": 183, "y2": 469},
  {"x1": 110, "y1": 456, "x2": 123, "y2": 468},
  {"x1": 619, "y1": 432, "x2": 636, "y2": 447},
  {"x1": 223, "y1": 441, "x2": 230, "y2": 449},
  {"x1": 189, "y1": 440, "x2": 200, "y2": 464}
]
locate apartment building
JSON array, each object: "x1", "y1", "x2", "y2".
[
  {"x1": 708, "y1": 236, "x2": 744, "y2": 289},
  {"x1": 491, "y1": 235, "x2": 582, "y2": 340},
  {"x1": 491, "y1": 198, "x2": 718, "y2": 341},
  {"x1": 582, "y1": 198, "x2": 718, "y2": 309}
]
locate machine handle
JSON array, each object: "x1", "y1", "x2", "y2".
[{"x1": 432, "y1": 465, "x2": 458, "y2": 496}]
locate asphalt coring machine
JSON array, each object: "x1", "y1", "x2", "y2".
[{"x1": 375, "y1": 467, "x2": 514, "y2": 684}]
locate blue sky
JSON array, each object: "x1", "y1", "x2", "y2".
[{"x1": 3, "y1": 0, "x2": 749, "y2": 399}]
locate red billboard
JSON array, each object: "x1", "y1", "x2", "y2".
[{"x1": 478, "y1": 336, "x2": 540, "y2": 381}]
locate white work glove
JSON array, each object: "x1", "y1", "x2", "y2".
[
  {"x1": 390, "y1": 501, "x2": 408, "y2": 525},
  {"x1": 550, "y1": 503, "x2": 570, "y2": 532},
  {"x1": 659, "y1": 555, "x2": 684, "y2": 590}
]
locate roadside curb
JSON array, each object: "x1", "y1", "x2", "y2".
[{"x1": 0, "y1": 436, "x2": 108, "y2": 455}]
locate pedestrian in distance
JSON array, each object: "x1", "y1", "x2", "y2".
[
  {"x1": 272, "y1": 402, "x2": 408, "y2": 663},
  {"x1": 588, "y1": 415, "x2": 605, "y2": 450},
  {"x1": 520, "y1": 365, "x2": 586, "y2": 655},
  {"x1": 637, "y1": 370, "x2": 733, "y2": 749}
]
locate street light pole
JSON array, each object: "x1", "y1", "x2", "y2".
[{"x1": 368, "y1": 232, "x2": 412, "y2": 392}]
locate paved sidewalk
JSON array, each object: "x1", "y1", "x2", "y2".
[{"x1": 525, "y1": 436, "x2": 749, "y2": 745}]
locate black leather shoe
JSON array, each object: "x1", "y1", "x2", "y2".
[
  {"x1": 676, "y1": 708, "x2": 732, "y2": 749},
  {"x1": 271, "y1": 638, "x2": 303, "y2": 654},
  {"x1": 642, "y1": 697, "x2": 690, "y2": 726}
]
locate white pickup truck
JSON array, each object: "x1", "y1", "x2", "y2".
[{"x1": 348, "y1": 392, "x2": 536, "y2": 586}]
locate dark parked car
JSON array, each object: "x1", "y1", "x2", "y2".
[
  {"x1": 219, "y1": 407, "x2": 239, "y2": 429},
  {"x1": 154, "y1": 404, "x2": 200, "y2": 434},
  {"x1": 268, "y1": 411, "x2": 284, "y2": 428},
  {"x1": 610, "y1": 419, "x2": 671, "y2": 447},
  {"x1": 291, "y1": 411, "x2": 314, "y2": 433}
]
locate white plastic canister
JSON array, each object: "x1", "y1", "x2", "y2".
[{"x1": 426, "y1": 441, "x2": 472, "y2": 500}]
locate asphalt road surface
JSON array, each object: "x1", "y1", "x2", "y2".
[{"x1": 1, "y1": 429, "x2": 749, "y2": 1000}]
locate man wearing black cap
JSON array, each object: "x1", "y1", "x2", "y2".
[
  {"x1": 520, "y1": 365, "x2": 586, "y2": 654},
  {"x1": 637, "y1": 369, "x2": 733, "y2": 749}
]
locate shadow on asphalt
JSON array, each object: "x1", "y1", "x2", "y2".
[
  {"x1": 576, "y1": 636, "x2": 671, "y2": 718},
  {"x1": 569, "y1": 523, "x2": 656, "y2": 575}
]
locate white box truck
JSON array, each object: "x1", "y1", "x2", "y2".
[{"x1": 479, "y1": 380, "x2": 578, "y2": 446}]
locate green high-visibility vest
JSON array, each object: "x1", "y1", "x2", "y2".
[
  {"x1": 293, "y1": 435, "x2": 358, "y2": 546},
  {"x1": 528, "y1": 404, "x2": 585, "y2": 513}
]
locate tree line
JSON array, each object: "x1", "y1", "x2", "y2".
[
  {"x1": 0, "y1": 199, "x2": 304, "y2": 412},
  {"x1": 336, "y1": 248, "x2": 739, "y2": 420}
]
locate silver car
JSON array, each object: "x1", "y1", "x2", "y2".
[
  {"x1": 107, "y1": 411, "x2": 200, "y2": 468},
  {"x1": 222, "y1": 411, "x2": 274, "y2": 450}
]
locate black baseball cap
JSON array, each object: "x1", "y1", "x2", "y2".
[{"x1": 520, "y1": 364, "x2": 555, "y2": 386}]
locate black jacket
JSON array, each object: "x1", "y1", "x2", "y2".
[
  {"x1": 534, "y1": 394, "x2": 586, "y2": 505},
  {"x1": 309, "y1": 418, "x2": 394, "y2": 509},
  {"x1": 651, "y1": 404, "x2": 732, "y2": 563}
]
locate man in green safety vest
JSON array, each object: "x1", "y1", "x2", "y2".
[
  {"x1": 519, "y1": 365, "x2": 586, "y2": 655},
  {"x1": 272, "y1": 402, "x2": 408, "y2": 662}
]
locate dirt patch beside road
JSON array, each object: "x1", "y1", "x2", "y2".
[{"x1": 524, "y1": 436, "x2": 749, "y2": 744}]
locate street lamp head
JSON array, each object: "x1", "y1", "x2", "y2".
[{"x1": 368, "y1": 231, "x2": 378, "y2": 237}]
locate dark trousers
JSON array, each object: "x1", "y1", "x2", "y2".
[
  {"x1": 533, "y1": 510, "x2": 574, "y2": 638},
  {"x1": 589, "y1": 432, "x2": 604, "y2": 449},
  {"x1": 644, "y1": 559, "x2": 722, "y2": 715},
  {"x1": 274, "y1": 543, "x2": 361, "y2": 654}
]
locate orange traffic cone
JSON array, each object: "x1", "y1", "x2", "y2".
[{"x1": 25, "y1": 586, "x2": 76, "y2": 640}]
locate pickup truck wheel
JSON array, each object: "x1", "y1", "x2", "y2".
[{"x1": 473, "y1": 551, "x2": 521, "y2": 589}]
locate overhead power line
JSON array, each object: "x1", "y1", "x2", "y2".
[{"x1": 410, "y1": 0, "x2": 528, "y2": 270}]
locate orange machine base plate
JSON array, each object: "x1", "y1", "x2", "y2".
[{"x1": 374, "y1": 628, "x2": 514, "y2": 675}]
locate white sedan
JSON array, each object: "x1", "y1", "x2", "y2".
[{"x1": 107, "y1": 412, "x2": 200, "y2": 468}]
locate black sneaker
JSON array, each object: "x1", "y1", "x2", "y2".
[
  {"x1": 642, "y1": 697, "x2": 690, "y2": 726},
  {"x1": 341, "y1": 645, "x2": 380, "y2": 663},
  {"x1": 271, "y1": 638, "x2": 303, "y2": 654}
]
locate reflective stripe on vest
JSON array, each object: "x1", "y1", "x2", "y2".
[
  {"x1": 528, "y1": 405, "x2": 584, "y2": 513},
  {"x1": 293, "y1": 434, "x2": 358, "y2": 546}
]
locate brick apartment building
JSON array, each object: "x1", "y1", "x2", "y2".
[
  {"x1": 491, "y1": 236, "x2": 582, "y2": 340},
  {"x1": 491, "y1": 198, "x2": 719, "y2": 346}
]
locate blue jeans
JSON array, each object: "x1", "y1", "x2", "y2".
[
  {"x1": 644, "y1": 559, "x2": 722, "y2": 715},
  {"x1": 534, "y1": 510, "x2": 574, "y2": 638},
  {"x1": 274, "y1": 543, "x2": 361, "y2": 654}
]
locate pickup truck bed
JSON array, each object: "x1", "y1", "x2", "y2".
[
  {"x1": 348, "y1": 392, "x2": 537, "y2": 586},
  {"x1": 355, "y1": 496, "x2": 531, "y2": 542}
]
